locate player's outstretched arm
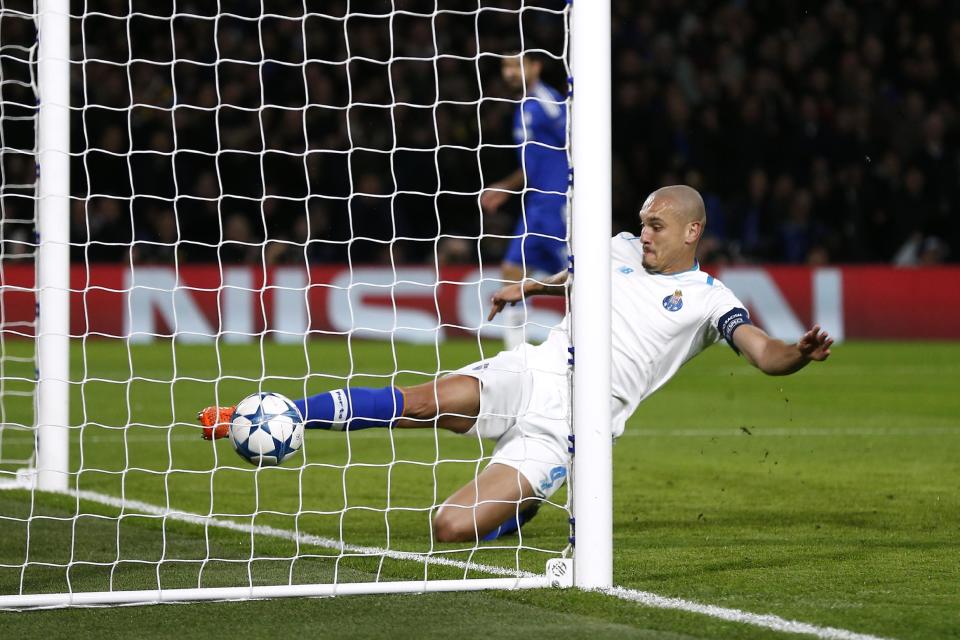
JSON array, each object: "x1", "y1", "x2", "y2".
[
  {"x1": 732, "y1": 324, "x2": 833, "y2": 376},
  {"x1": 487, "y1": 270, "x2": 568, "y2": 320}
]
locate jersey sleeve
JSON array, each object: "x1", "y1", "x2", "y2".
[{"x1": 705, "y1": 283, "x2": 753, "y2": 354}]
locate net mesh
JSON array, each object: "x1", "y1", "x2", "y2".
[
  {"x1": 0, "y1": 0, "x2": 573, "y2": 603},
  {"x1": 0, "y1": 3, "x2": 38, "y2": 469}
]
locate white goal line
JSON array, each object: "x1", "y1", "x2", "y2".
[
  {"x1": 602, "y1": 587, "x2": 893, "y2": 640},
  {"x1": 0, "y1": 486, "x2": 893, "y2": 639}
]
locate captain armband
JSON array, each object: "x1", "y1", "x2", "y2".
[{"x1": 716, "y1": 307, "x2": 753, "y2": 354}]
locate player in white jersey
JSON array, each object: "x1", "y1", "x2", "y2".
[{"x1": 198, "y1": 185, "x2": 833, "y2": 542}]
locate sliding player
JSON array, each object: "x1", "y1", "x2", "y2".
[
  {"x1": 199, "y1": 185, "x2": 833, "y2": 542},
  {"x1": 480, "y1": 52, "x2": 569, "y2": 350}
]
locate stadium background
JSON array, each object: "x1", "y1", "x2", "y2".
[{"x1": 1, "y1": 2, "x2": 959, "y2": 638}]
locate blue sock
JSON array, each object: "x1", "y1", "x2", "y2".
[
  {"x1": 482, "y1": 503, "x2": 541, "y2": 541},
  {"x1": 482, "y1": 515, "x2": 521, "y2": 541},
  {"x1": 293, "y1": 387, "x2": 404, "y2": 431}
]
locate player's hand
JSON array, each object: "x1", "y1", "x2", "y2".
[
  {"x1": 487, "y1": 283, "x2": 525, "y2": 321},
  {"x1": 797, "y1": 325, "x2": 833, "y2": 361},
  {"x1": 480, "y1": 187, "x2": 510, "y2": 213}
]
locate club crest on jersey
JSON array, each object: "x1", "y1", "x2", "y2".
[{"x1": 662, "y1": 289, "x2": 683, "y2": 312}]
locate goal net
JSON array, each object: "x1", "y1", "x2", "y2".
[
  {"x1": 0, "y1": 0, "x2": 611, "y2": 607},
  {"x1": 0, "y1": 3, "x2": 38, "y2": 472}
]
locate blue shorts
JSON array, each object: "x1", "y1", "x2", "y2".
[{"x1": 504, "y1": 202, "x2": 567, "y2": 274}]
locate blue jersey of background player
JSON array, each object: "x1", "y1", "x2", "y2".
[{"x1": 481, "y1": 53, "x2": 569, "y2": 349}]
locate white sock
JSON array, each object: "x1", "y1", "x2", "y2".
[{"x1": 503, "y1": 305, "x2": 525, "y2": 350}]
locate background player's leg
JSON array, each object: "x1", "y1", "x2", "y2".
[
  {"x1": 500, "y1": 261, "x2": 526, "y2": 350},
  {"x1": 500, "y1": 205, "x2": 567, "y2": 351},
  {"x1": 432, "y1": 463, "x2": 537, "y2": 542}
]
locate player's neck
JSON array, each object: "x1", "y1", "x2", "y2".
[{"x1": 649, "y1": 257, "x2": 699, "y2": 276}]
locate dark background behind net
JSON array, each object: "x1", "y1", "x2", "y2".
[{"x1": 1, "y1": 0, "x2": 958, "y2": 267}]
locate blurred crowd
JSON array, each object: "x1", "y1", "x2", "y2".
[
  {"x1": 1, "y1": 0, "x2": 958, "y2": 266},
  {"x1": 614, "y1": 0, "x2": 959, "y2": 265},
  {"x1": 60, "y1": 0, "x2": 566, "y2": 266}
]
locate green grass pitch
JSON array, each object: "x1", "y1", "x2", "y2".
[{"x1": 0, "y1": 339, "x2": 958, "y2": 639}]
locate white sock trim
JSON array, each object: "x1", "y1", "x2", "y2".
[{"x1": 329, "y1": 389, "x2": 349, "y2": 431}]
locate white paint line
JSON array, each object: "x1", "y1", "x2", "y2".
[
  {"x1": 0, "y1": 486, "x2": 896, "y2": 639},
  {"x1": 602, "y1": 586, "x2": 893, "y2": 640},
  {"x1": 1, "y1": 426, "x2": 956, "y2": 446}
]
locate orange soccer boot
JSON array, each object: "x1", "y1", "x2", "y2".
[{"x1": 197, "y1": 405, "x2": 235, "y2": 440}]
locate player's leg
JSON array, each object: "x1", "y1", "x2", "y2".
[
  {"x1": 394, "y1": 374, "x2": 479, "y2": 433},
  {"x1": 198, "y1": 374, "x2": 481, "y2": 439},
  {"x1": 290, "y1": 374, "x2": 482, "y2": 433},
  {"x1": 499, "y1": 203, "x2": 567, "y2": 351},
  {"x1": 433, "y1": 429, "x2": 568, "y2": 542},
  {"x1": 500, "y1": 260, "x2": 526, "y2": 350},
  {"x1": 432, "y1": 463, "x2": 537, "y2": 542},
  {"x1": 501, "y1": 223, "x2": 527, "y2": 351},
  {"x1": 197, "y1": 344, "x2": 567, "y2": 543}
]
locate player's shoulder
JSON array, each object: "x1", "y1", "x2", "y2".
[
  {"x1": 611, "y1": 232, "x2": 642, "y2": 255},
  {"x1": 528, "y1": 82, "x2": 565, "y2": 120},
  {"x1": 697, "y1": 268, "x2": 721, "y2": 288},
  {"x1": 695, "y1": 269, "x2": 743, "y2": 304},
  {"x1": 698, "y1": 269, "x2": 732, "y2": 290},
  {"x1": 665, "y1": 263, "x2": 732, "y2": 293},
  {"x1": 532, "y1": 81, "x2": 565, "y2": 102},
  {"x1": 664, "y1": 264, "x2": 712, "y2": 288},
  {"x1": 609, "y1": 233, "x2": 646, "y2": 269}
]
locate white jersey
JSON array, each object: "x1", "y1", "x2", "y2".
[{"x1": 539, "y1": 232, "x2": 751, "y2": 437}]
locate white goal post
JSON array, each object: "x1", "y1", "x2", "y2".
[
  {"x1": 0, "y1": 0, "x2": 611, "y2": 607},
  {"x1": 0, "y1": 1, "x2": 71, "y2": 491},
  {"x1": 34, "y1": 0, "x2": 71, "y2": 494},
  {"x1": 570, "y1": 0, "x2": 612, "y2": 590}
]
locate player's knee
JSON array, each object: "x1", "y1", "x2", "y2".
[{"x1": 432, "y1": 507, "x2": 479, "y2": 543}]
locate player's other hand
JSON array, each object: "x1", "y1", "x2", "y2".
[
  {"x1": 488, "y1": 283, "x2": 524, "y2": 320},
  {"x1": 797, "y1": 325, "x2": 834, "y2": 361},
  {"x1": 480, "y1": 187, "x2": 510, "y2": 213}
]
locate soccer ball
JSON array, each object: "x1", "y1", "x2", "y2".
[{"x1": 229, "y1": 392, "x2": 304, "y2": 466}]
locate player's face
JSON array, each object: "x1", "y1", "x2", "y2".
[
  {"x1": 501, "y1": 56, "x2": 539, "y2": 93},
  {"x1": 638, "y1": 197, "x2": 693, "y2": 272}
]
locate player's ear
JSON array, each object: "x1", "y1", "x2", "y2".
[{"x1": 685, "y1": 221, "x2": 702, "y2": 245}]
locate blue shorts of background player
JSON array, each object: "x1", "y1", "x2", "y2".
[{"x1": 503, "y1": 201, "x2": 567, "y2": 275}]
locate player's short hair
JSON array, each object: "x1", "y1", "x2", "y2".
[
  {"x1": 647, "y1": 185, "x2": 706, "y2": 225},
  {"x1": 502, "y1": 50, "x2": 546, "y2": 66}
]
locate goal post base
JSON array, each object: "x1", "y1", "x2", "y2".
[{"x1": 547, "y1": 558, "x2": 574, "y2": 588}]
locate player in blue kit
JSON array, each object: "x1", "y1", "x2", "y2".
[
  {"x1": 199, "y1": 186, "x2": 834, "y2": 543},
  {"x1": 480, "y1": 52, "x2": 569, "y2": 350}
]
